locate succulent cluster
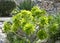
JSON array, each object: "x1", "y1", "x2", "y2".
[{"x1": 3, "y1": 6, "x2": 60, "y2": 43}]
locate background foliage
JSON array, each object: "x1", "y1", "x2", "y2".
[
  {"x1": 18, "y1": 0, "x2": 35, "y2": 10},
  {"x1": 0, "y1": 1, "x2": 16, "y2": 17},
  {"x1": 11, "y1": 0, "x2": 36, "y2": 15}
]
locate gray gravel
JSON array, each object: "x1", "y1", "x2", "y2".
[
  {"x1": 0, "y1": 29, "x2": 6, "y2": 43},
  {"x1": 0, "y1": 21, "x2": 6, "y2": 43}
]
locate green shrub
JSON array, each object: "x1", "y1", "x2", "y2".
[
  {"x1": 3, "y1": 6, "x2": 60, "y2": 43},
  {"x1": 0, "y1": 1, "x2": 16, "y2": 17}
]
